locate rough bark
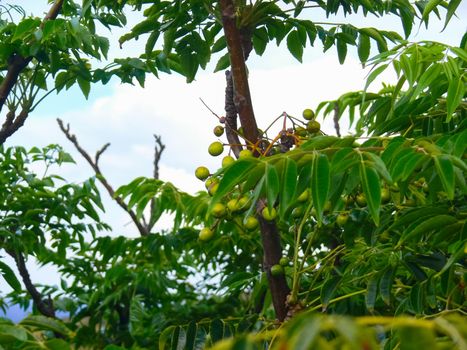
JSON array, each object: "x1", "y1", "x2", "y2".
[
  {"x1": 7, "y1": 250, "x2": 56, "y2": 318},
  {"x1": 219, "y1": 0, "x2": 258, "y2": 147},
  {"x1": 219, "y1": 0, "x2": 290, "y2": 321}
]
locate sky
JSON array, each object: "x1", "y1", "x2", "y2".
[{"x1": 0, "y1": 1, "x2": 466, "y2": 305}]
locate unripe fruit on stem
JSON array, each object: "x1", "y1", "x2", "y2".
[
  {"x1": 222, "y1": 155, "x2": 235, "y2": 167},
  {"x1": 323, "y1": 201, "x2": 332, "y2": 213},
  {"x1": 199, "y1": 228, "x2": 214, "y2": 241},
  {"x1": 297, "y1": 189, "x2": 310, "y2": 203},
  {"x1": 303, "y1": 108, "x2": 315, "y2": 120},
  {"x1": 381, "y1": 188, "x2": 391, "y2": 203},
  {"x1": 213, "y1": 125, "x2": 224, "y2": 137},
  {"x1": 237, "y1": 196, "x2": 250, "y2": 211},
  {"x1": 227, "y1": 199, "x2": 240, "y2": 213},
  {"x1": 208, "y1": 141, "x2": 224, "y2": 156},
  {"x1": 261, "y1": 207, "x2": 277, "y2": 221},
  {"x1": 279, "y1": 257, "x2": 289, "y2": 267},
  {"x1": 244, "y1": 216, "x2": 259, "y2": 231},
  {"x1": 336, "y1": 213, "x2": 349, "y2": 227},
  {"x1": 356, "y1": 193, "x2": 367, "y2": 207},
  {"x1": 211, "y1": 203, "x2": 226, "y2": 218},
  {"x1": 295, "y1": 126, "x2": 307, "y2": 137},
  {"x1": 239, "y1": 149, "x2": 253, "y2": 159},
  {"x1": 291, "y1": 206, "x2": 303, "y2": 218},
  {"x1": 195, "y1": 166, "x2": 210, "y2": 181},
  {"x1": 270, "y1": 264, "x2": 284, "y2": 276},
  {"x1": 306, "y1": 120, "x2": 320, "y2": 133},
  {"x1": 208, "y1": 182, "x2": 219, "y2": 196}
]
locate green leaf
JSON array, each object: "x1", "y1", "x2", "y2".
[
  {"x1": 433, "y1": 155, "x2": 455, "y2": 199},
  {"x1": 287, "y1": 30, "x2": 303, "y2": 62},
  {"x1": 211, "y1": 158, "x2": 258, "y2": 209},
  {"x1": 45, "y1": 339, "x2": 71, "y2": 350},
  {"x1": 336, "y1": 37, "x2": 347, "y2": 64},
  {"x1": 77, "y1": 77, "x2": 90, "y2": 99},
  {"x1": 214, "y1": 53, "x2": 230, "y2": 72},
  {"x1": 446, "y1": 77, "x2": 465, "y2": 121},
  {"x1": 20, "y1": 315, "x2": 71, "y2": 337},
  {"x1": 399, "y1": 215, "x2": 458, "y2": 244},
  {"x1": 357, "y1": 33, "x2": 370, "y2": 63},
  {"x1": 184, "y1": 322, "x2": 197, "y2": 350},
  {"x1": 320, "y1": 276, "x2": 341, "y2": 310},
  {"x1": 365, "y1": 274, "x2": 378, "y2": 312},
  {"x1": 380, "y1": 267, "x2": 395, "y2": 305},
  {"x1": 265, "y1": 162, "x2": 280, "y2": 212},
  {"x1": 421, "y1": 0, "x2": 443, "y2": 25},
  {"x1": 443, "y1": 0, "x2": 462, "y2": 30},
  {"x1": 279, "y1": 157, "x2": 298, "y2": 218},
  {"x1": 13, "y1": 18, "x2": 41, "y2": 41},
  {"x1": 398, "y1": 326, "x2": 437, "y2": 350},
  {"x1": 359, "y1": 164, "x2": 381, "y2": 225},
  {"x1": 311, "y1": 153, "x2": 330, "y2": 225},
  {"x1": 252, "y1": 27, "x2": 268, "y2": 56},
  {"x1": 359, "y1": 27, "x2": 387, "y2": 52},
  {"x1": 0, "y1": 325, "x2": 28, "y2": 343},
  {"x1": 412, "y1": 63, "x2": 442, "y2": 99},
  {"x1": 364, "y1": 64, "x2": 388, "y2": 92},
  {"x1": 0, "y1": 261, "x2": 21, "y2": 292}
]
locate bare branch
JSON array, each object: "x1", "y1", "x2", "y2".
[
  {"x1": 152, "y1": 134, "x2": 165, "y2": 181},
  {"x1": 57, "y1": 118, "x2": 149, "y2": 236}
]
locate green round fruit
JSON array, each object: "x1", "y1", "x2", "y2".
[
  {"x1": 336, "y1": 213, "x2": 349, "y2": 227},
  {"x1": 239, "y1": 149, "x2": 253, "y2": 159},
  {"x1": 381, "y1": 188, "x2": 391, "y2": 203},
  {"x1": 208, "y1": 182, "x2": 219, "y2": 196},
  {"x1": 208, "y1": 141, "x2": 224, "y2": 156},
  {"x1": 279, "y1": 257, "x2": 289, "y2": 267},
  {"x1": 261, "y1": 207, "x2": 277, "y2": 221},
  {"x1": 227, "y1": 199, "x2": 240, "y2": 213},
  {"x1": 199, "y1": 228, "x2": 214, "y2": 241},
  {"x1": 356, "y1": 193, "x2": 367, "y2": 207},
  {"x1": 270, "y1": 264, "x2": 284, "y2": 276},
  {"x1": 237, "y1": 196, "x2": 250, "y2": 211},
  {"x1": 211, "y1": 203, "x2": 226, "y2": 218},
  {"x1": 195, "y1": 166, "x2": 210, "y2": 181},
  {"x1": 213, "y1": 125, "x2": 224, "y2": 137},
  {"x1": 306, "y1": 120, "x2": 321, "y2": 133},
  {"x1": 323, "y1": 201, "x2": 332, "y2": 213},
  {"x1": 295, "y1": 126, "x2": 307, "y2": 137},
  {"x1": 291, "y1": 206, "x2": 303, "y2": 218},
  {"x1": 244, "y1": 216, "x2": 259, "y2": 231},
  {"x1": 303, "y1": 108, "x2": 315, "y2": 120},
  {"x1": 297, "y1": 189, "x2": 310, "y2": 203},
  {"x1": 222, "y1": 155, "x2": 235, "y2": 167}
]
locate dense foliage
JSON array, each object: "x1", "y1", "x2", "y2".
[{"x1": 0, "y1": 1, "x2": 466, "y2": 349}]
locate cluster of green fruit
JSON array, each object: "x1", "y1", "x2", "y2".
[{"x1": 195, "y1": 108, "x2": 322, "y2": 242}]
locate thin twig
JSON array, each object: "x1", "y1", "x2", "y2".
[{"x1": 57, "y1": 118, "x2": 149, "y2": 236}]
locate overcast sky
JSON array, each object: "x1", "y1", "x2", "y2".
[{"x1": 1, "y1": 1, "x2": 466, "y2": 294}]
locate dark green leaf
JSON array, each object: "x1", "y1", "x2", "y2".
[
  {"x1": 279, "y1": 157, "x2": 298, "y2": 218},
  {"x1": 311, "y1": 153, "x2": 330, "y2": 225},
  {"x1": 360, "y1": 163, "x2": 381, "y2": 225},
  {"x1": 287, "y1": 30, "x2": 303, "y2": 62},
  {"x1": 0, "y1": 261, "x2": 21, "y2": 292}
]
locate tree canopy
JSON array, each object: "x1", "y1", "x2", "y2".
[{"x1": 0, "y1": 1, "x2": 466, "y2": 349}]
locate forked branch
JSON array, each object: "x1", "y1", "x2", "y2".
[{"x1": 57, "y1": 118, "x2": 149, "y2": 236}]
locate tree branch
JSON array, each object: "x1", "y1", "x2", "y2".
[
  {"x1": 148, "y1": 134, "x2": 165, "y2": 232},
  {"x1": 6, "y1": 249, "x2": 55, "y2": 318},
  {"x1": 224, "y1": 70, "x2": 242, "y2": 157},
  {"x1": 57, "y1": 119, "x2": 149, "y2": 236},
  {"x1": 0, "y1": 0, "x2": 64, "y2": 143},
  {"x1": 219, "y1": 0, "x2": 258, "y2": 147}
]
